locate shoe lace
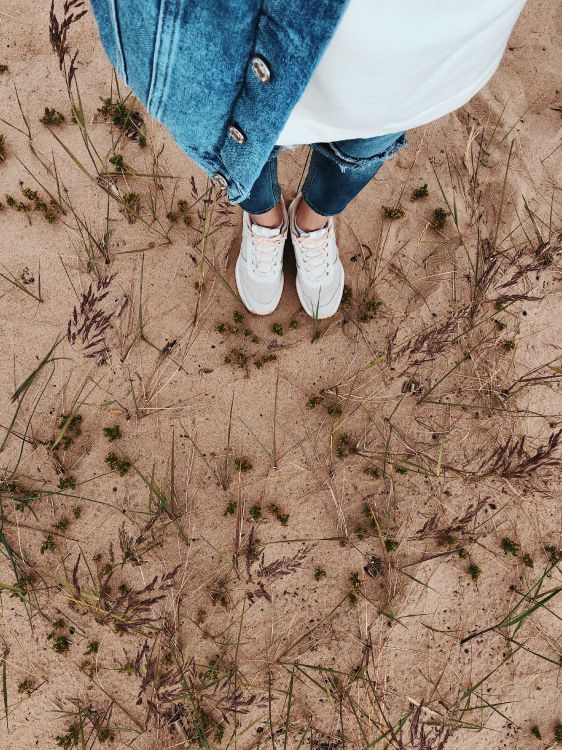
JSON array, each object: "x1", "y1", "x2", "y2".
[
  {"x1": 297, "y1": 233, "x2": 330, "y2": 281},
  {"x1": 251, "y1": 233, "x2": 284, "y2": 275}
]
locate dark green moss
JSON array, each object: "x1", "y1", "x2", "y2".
[
  {"x1": 501, "y1": 537, "x2": 520, "y2": 556},
  {"x1": 412, "y1": 183, "x2": 429, "y2": 199},
  {"x1": 103, "y1": 425, "x2": 122, "y2": 442},
  {"x1": 432, "y1": 207, "x2": 449, "y2": 230},
  {"x1": 105, "y1": 452, "x2": 131, "y2": 476},
  {"x1": 382, "y1": 205, "x2": 405, "y2": 219}
]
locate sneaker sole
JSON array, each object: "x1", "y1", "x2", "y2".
[{"x1": 235, "y1": 256, "x2": 284, "y2": 316}]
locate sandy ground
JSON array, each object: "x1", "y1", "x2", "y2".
[{"x1": 0, "y1": 1, "x2": 561, "y2": 748}]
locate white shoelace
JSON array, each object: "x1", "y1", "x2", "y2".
[
  {"x1": 296, "y1": 231, "x2": 330, "y2": 281},
  {"x1": 251, "y1": 231, "x2": 285, "y2": 276}
]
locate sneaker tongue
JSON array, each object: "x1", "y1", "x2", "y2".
[
  {"x1": 252, "y1": 222, "x2": 282, "y2": 238},
  {"x1": 295, "y1": 221, "x2": 328, "y2": 240},
  {"x1": 301, "y1": 227, "x2": 327, "y2": 239}
]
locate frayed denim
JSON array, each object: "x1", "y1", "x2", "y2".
[{"x1": 239, "y1": 131, "x2": 407, "y2": 216}]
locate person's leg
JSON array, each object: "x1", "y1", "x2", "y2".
[
  {"x1": 235, "y1": 146, "x2": 288, "y2": 316},
  {"x1": 287, "y1": 132, "x2": 407, "y2": 319},
  {"x1": 239, "y1": 146, "x2": 284, "y2": 228},
  {"x1": 297, "y1": 131, "x2": 407, "y2": 230}
]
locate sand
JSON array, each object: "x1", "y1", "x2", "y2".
[{"x1": 0, "y1": 1, "x2": 561, "y2": 748}]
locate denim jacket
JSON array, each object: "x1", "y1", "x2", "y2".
[{"x1": 90, "y1": 0, "x2": 350, "y2": 203}]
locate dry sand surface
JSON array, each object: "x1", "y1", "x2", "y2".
[{"x1": 0, "y1": 1, "x2": 561, "y2": 748}]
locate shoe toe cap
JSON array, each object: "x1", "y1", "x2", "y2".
[
  {"x1": 297, "y1": 262, "x2": 344, "y2": 318},
  {"x1": 236, "y1": 257, "x2": 283, "y2": 311}
]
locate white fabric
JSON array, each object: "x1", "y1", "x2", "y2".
[{"x1": 276, "y1": 0, "x2": 527, "y2": 145}]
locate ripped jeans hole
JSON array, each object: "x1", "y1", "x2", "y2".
[{"x1": 321, "y1": 133, "x2": 408, "y2": 173}]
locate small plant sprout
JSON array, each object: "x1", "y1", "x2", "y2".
[
  {"x1": 271, "y1": 322, "x2": 283, "y2": 336},
  {"x1": 501, "y1": 339, "x2": 516, "y2": 352},
  {"x1": 105, "y1": 452, "x2": 131, "y2": 476},
  {"x1": 58, "y1": 476, "x2": 76, "y2": 491},
  {"x1": 336, "y1": 432, "x2": 356, "y2": 458},
  {"x1": 350, "y1": 572, "x2": 361, "y2": 593},
  {"x1": 358, "y1": 298, "x2": 382, "y2": 323},
  {"x1": 314, "y1": 568, "x2": 326, "y2": 581},
  {"x1": 234, "y1": 456, "x2": 252, "y2": 472},
  {"x1": 98, "y1": 95, "x2": 146, "y2": 144},
  {"x1": 7, "y1": 184, "x2": 60, "y2": 223},
  {"x1": 432, "y1": 207, "x2": 449, "y2": 230},
  {"x1": 545, "y1": 545, "x2": 562, "y2": 565},
  {"x1": 306, "y1": 395, "x2": 323, "y2": 409},
  {"x1": 176, "y1": 198, "x2": 193, "y2": 225},
  {"x1": 501, "y1": 537, "x2": 520, "y2": 556},
  {"x1": 103, "y1": 424, "x2": 122, "y2": 441},
  {"x1": 54, "y1": 413, "x2": 82, "y2": 450},
  {"x1": 530, "y1": 726, "x2": 542, "y2": 739},
  {"x1": 53, "y1": 517, "x2": 70, "y2": 533},
  {"x1": 17, "y1": 678, "x2": 34, "y2": 695},
  {"x1": 326, "y1": 400, "x2": 342, "y2": 416},
  {"x1": 120, "y1": 192, "x2": 141, "y2": 224},
  {"x1": 40, "y1": 107, "x2": 65, "y2": 125},
  {"x1": 40, "y1": 535, "x2": 56, "y2": 554},
  {"x1": 49, "y1": 633, "x2": 70, "y2": 654},
  {"x1": 5, "y1": 194, "x2": 29, "y2": 212},
  {"x1": 412, "y1": 183, "x2": 429, "y2": 199},
  {"x1": 249, "y1": 504, "x2": 262, "y2": 521},
  {"x1": 215, "y1": 321, "x2": 235, "y2": 335},
  {"x1": 468, "y1": 564, "x2": 481, "y2": 582},
  {"x1": 55, "y1": 723, "x2": 80, "y2": 748},
  {"x1": 362, "y1": 504, "x2": 376, "y2": 530},
  {"x1": 109, "y1": 153, "x2": 125, "y2": 171},
  {"x1": 225, "y1": 347, "x2": 248, "y2": 368},
  {"x1": 254, "y1": 353, "x2": 277, "y2": 369},
  {"x1": 269, "y1": 503, "x2": 289, "y2": 526},
  {"x1": 382, "y1": 204, "x2": 405, "y2": 219}
]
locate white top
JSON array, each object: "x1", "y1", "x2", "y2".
[{"x1": 276, "y1": 0, "x2": 527, "y2": 145}]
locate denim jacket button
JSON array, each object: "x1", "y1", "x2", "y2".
[
  {"x1": 250, "y1": 56, "x2": 271, "y2": 83},
  {"x1": 228, "y1": 125, "x2": 246, "y2": 144},
  {"x1": 212, "y1": 173, "x2": 228, "y2": 189}
]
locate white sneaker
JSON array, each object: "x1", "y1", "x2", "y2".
[
  {"x1": 235, "y1": 201, "x2": 288, "y2": 315},
  {"x1": 288, "y1": 193, "x2": 344, "y2": 319}
]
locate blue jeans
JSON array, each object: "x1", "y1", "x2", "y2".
[{"x1": 239, "y1": 131, "x2": 407, "y2": 216}]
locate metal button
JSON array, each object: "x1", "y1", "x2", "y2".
[
  {"x1": 228, "y1": 125, "x2": 246, "y2": 145},
  {"x1": 212, "y1": 173, "x2": 228, "y2": 189},
  {"x1": 250, "y1": 55, "x2": 271, "y2": 83}
]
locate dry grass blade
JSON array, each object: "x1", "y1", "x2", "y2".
[
  {"x1": 477, "y1": 429, "x2": 562, "y2": 478},
  {"x1": 67, "y1": 274, "x2": 115, "y2": 364}
]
